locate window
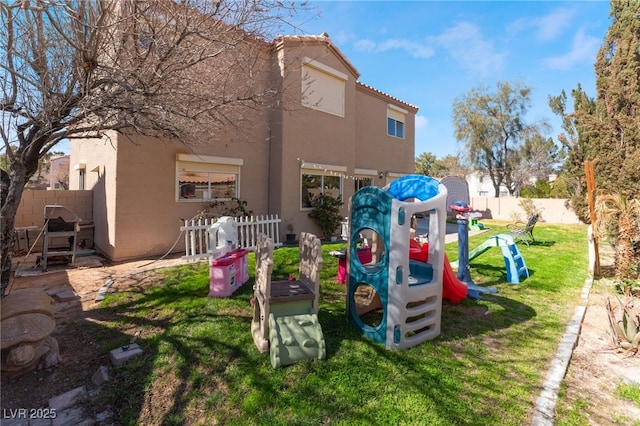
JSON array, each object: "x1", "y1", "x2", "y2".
[
  {"x1": 79, "y1": 169, "x2": 86, "y2": 190},
  {"x1": 387, "y1": 104, "x2": 407, "y2": 139},
  {"x1": 355, "y1": 177, "x2": 373, "y2": 192},
  {"x1": 176, "y1": 154, "x2": 242, "y2": 202},
  {"x1": 300, "y1": 162, "x2": 345, "y2": 209},
  {"x1": 301, "y1": 58, "x2": 347, "y2": 117},
  {"x1": 387, "y1": 118, "x2": 404, "y2": 138},
  {"x1": 354, "y1": 168, "x2": 377, "y2": 192}
]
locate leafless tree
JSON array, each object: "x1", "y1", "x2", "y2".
[{"x1": 0, "y1": 0, "x2": 306, "y2": 296}]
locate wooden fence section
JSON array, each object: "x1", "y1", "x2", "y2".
[{"x1": 180, "y1": 215, "x2": 282, "y2": 261}]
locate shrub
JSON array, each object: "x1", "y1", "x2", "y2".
[{"x1": 308, "y1": 194, "x2": 344, "y2": 240}]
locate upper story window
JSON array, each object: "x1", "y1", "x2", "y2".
[
  {"x1": 300, "y1": 162, "x2": 346, "y2": 210},
  {"x1": 176, "y1": 154, "x2": 242, "y2": 202},
  {"x1": 301, "y1": 57, "x2": 347, "y2": 118},
  {"x1": 387, "y1": 104, "x2": 407, "y2": 139}
]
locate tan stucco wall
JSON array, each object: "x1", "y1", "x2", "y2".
[
  {"x1": 471, "y1": 196, "x2": 582, "y2": 224},
  {"x1": 72, "y1": 127, "x2": 272, "y2": 261},
  {"x1": 69, "y1": 36, "x2": 419, "y2": 261},
  {"x1": 354, "y1": 86, "x2": 416, "y2": 177},
  {"x1": 71, "y1": 132, "x2": 119, "y2": 259}
]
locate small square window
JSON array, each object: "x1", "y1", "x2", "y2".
[
  {"x1": 355, "y1": 177, "x2": 373, "y2": 192},
  {"x1": 387, "y1": 117, "x2": 404, "y2": 138}
]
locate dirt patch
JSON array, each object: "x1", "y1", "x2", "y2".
[
  {"x1": 560, "y1": 283, "x2": 640, "y2": 424},
  {"x1": 0, "y1": 255, "x2": 186, "y2": 415},
  {"x1": 1, "y1": 253, "x2": 638, "y2": 424}
]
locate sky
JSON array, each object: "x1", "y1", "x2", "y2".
[{"x1": 293, "y1": 0, "x2": 611, "y2": 160}]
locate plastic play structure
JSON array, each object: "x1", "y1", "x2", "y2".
[
  {"x1": 449, "y1": 201, "x2": 499, "y2": 300},
  {"x1": 347, "y1": 174, "x2": 448, "y2": 349},
  {"x1": 251, "y1": 232, "x2": 326, "y2": 368},
  {"x1": 207, "y1": 216, "x2": 249, "y2": 297},
  {"x1": 451, "y1": 234, "x2": 529, "y2": 284}
]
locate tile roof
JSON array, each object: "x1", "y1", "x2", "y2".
[{"x1": 274, "y1": 33, "x2": 418, "y2": 112}]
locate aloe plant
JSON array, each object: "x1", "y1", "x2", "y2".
[{"x1": 607, "y1": 295, "x2": 640, "y2": 351}]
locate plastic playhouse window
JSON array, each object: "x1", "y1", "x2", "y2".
[
  {"x1": 354, "y1": 228, "x2": 385, "y2": 271},
  {"x1": 353, "y1": 283, "x2": 383, "y2": 328}
]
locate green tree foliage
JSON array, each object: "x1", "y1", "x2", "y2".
[
  {"x1": 453, "y1": 80, "x2": 550, "y2": 197},
  {"x1": 550, "y1": 1, "x2": 640, "y2": 223},
  {"x1": 415, "y1": 152, "x2": 470, "y2": 178},
  {"x1": 415, "y1": 152, "x2": 438, "y2": 176},
  {"x1": 548, "y1": 86, "x2": 597, "y2": 222},
  {"x1": 591, "y1": 0, "x2": 640, "y2": 199},
  {"x1": 511, "y1": 134, "x2": 561, "y2": 196}
]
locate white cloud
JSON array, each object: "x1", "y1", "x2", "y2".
[
  {"x1": 536, "y1": 7, "x2": 576, "y2": 41},
  {"x1": 415, "y1": 115, "x2": 429, "y2": 131},
  {"x1": 353, "y1": 38, "x2": 435, "y2": 59},
  {"x1": 507, "y1": 7, "x2": 577, "y2": 41},
  {"x1": 542, "y1": 27, "x2": 601, "y2": 71},
  {"x1": 353, "y1": 38, "x2": 376, "y2": 52},
  {"x1": 330, "y1": 30, "x2": 357, "y2": 46},
  {"x1": 434, "y1": 22, "x2": 506, "y2": 76}
]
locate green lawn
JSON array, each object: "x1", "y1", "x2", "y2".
[{"x1": 94, "y1": 220, "x2": 591, "y2": 425}]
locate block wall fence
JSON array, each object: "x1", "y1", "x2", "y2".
[
  {"x1": 13, "y1": 190, "x2": 93, "y2": 253},
  {"x1": 470, "y1": 196, "x2": 582, "y2": 224},
  {"x1": 12, "y1": 190, "x2": 582, "y2": 256}
]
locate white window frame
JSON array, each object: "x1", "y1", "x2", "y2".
[
  {"x1": 387, "y1": 104, "x2": 407, "y2": 139},
  {"x1": 176, "y1": 154, "x2": 243, "y2": 202},
  {"x1": 300, "y1": 162, "x2": 346, "y2": 210}
]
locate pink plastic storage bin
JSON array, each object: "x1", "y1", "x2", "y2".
[
  {"x1": 208, "y1": 249, "x2": 249, "y2": 297},
  {"x1": 228, "y1": 248, "x2": 249, "y2": 285},
  {"x1": 209, "y1": 256, "x2": 237, "y2": 297}
]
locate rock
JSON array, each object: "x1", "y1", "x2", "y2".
[
  {"x1": 37, "y1": 336, "x2": 62, "y2": 369},
  {"x1": 0, "y1": 288, "x2": 55, "y2": 320},
  {"x1": 6, "y1": 343, "x2": 35, "y2": 367},
  {"x1": 0, "y1": 289, "x2": 60, "y2": 376},
  {"x1": 91, "y1": 365, "x2": 109, "y2": 386},
  {"x1": 0, "y1": 313, "x2": 56, "y2": 349}
]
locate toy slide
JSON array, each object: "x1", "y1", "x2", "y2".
[
  {"x1": 442, "y1": 253, "x2": 468, "y2": 303},
  {"x1": 450, "y1": 238, "x2": 495, "y2": 268},
  {"x1": 467, "y1": 238, "x2": 497, "y2": 263},
  {"x1": 451, "y1": 235, "x2": 528, "y2": 285}
]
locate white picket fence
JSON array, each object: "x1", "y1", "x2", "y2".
[{"x1": 180, "y1": 215, "x2": 282, "y2": 261}]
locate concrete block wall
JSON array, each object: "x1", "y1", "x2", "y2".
[
  {"x1": 470, "y1": 196, "x2": 582, "y2": 224},
  {"x1": 13, "y1": 190, "x2": 94, "y2": 253}
]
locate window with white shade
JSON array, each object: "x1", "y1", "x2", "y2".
[
  {"x1": 176, "y1": 154, "x2": 242, "y2": 202},
  {"x1": 301, "y1": 58, "x2": 347, "y2": 117}
]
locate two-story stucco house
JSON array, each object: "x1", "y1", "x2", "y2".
[{"x1": 69, "y1": 33, "x2": 418, "y2": 261}]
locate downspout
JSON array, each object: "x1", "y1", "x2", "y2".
[{"x1": 267, "y1": 128, "x2": 271, "y2": 213}]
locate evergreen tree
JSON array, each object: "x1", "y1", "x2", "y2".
[
  {"x1": 591, "y1": 0, "x2": 640, "y2": 199},
  {"x1": 551, "y1": 1, "x2": 640, "y2": 222}
]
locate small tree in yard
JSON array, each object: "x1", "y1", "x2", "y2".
[
  {"x1": 0, "y1": 0, "x2": 303, "y2": 297},
  {"x1": 453, "y1": 80, "x2": 552, "y2": 198},
  {"x1": 308, "y1": 194, "x2": 344, "y2": 240}
]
